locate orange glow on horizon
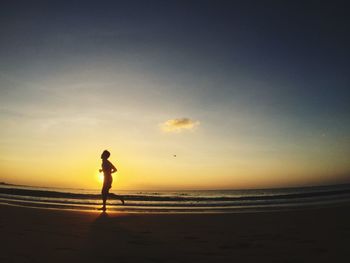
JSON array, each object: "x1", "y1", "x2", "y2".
[{"x1": 0, "y1": 106, "x2": 349, "y2": 190}]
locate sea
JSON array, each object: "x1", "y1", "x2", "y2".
[{"x1": 1, "y1": 183, "x2": 350, "y2": 213}]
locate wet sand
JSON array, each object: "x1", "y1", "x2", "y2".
[{"x1": 1, "y1": 204, "x2": 350, "y2": 262}]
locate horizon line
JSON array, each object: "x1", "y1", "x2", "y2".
[{"x1": 2, "y1": 181, "x2": 350, "y2": 192}]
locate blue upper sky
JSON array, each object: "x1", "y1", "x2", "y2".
[{"x1": 1, "y1": 1, "x2": 349, "y2": 114}]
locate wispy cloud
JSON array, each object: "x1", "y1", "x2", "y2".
[{"x1": 160, "y1": 118, "x2": 200, "y2": 133}]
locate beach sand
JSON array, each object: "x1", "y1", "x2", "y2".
[{"x1": 1, "y1": 204, "x2": 349, "y2": 263}]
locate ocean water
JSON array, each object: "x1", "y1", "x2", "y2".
[{"x1": 1, "y1": 183, "x2": 350, "y2": 213}]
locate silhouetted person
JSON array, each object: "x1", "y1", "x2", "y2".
[{"x1": 98, "y1": 150, "x2": 124, "y2": 211}]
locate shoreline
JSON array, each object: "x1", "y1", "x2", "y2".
[
  {"x1": 2, "y1": 193, "x2": 350, "y2": 214},
  {"x1": 1, "y1": 202, "x2": 350, "y2": 262}
]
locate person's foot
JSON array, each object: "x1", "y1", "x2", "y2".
[{"x1": 98, "y1": 206, "x2": 106, "y2": 211}]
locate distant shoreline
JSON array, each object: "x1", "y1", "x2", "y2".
[{"x1": 1, "y1": 182, "x2": 350, "y2": 214}]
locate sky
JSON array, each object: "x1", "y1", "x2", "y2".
[{"x1": 0, "y1": 0, "x2": 350, "y2": 190}]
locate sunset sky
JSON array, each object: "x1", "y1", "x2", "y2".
[{"x1": 1, "y1": 1, "x2": 350, "y2": 190}]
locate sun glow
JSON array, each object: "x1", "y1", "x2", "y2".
[{"x1": 97, "y1": 172, "x2": 104, "y2": 184}]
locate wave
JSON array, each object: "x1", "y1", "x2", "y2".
[{"x1": 1, "y1": 186, "x2": 350, "y2": 202}]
